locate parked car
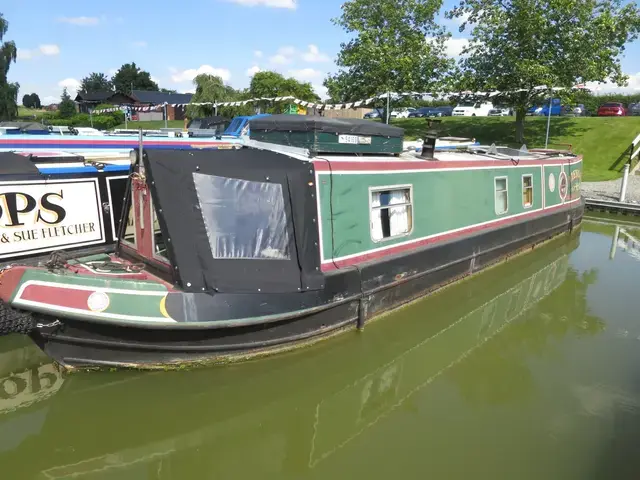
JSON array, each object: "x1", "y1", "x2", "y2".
[
  {"x1": 390, "y1": 107, "x2": 416, "y2": 119},
  {"x1": 597, "y1": 102, "x2": 627, "y2": 116},
  {"x1": 488, "y1": 107, "x2": 513, "y2": 116},
  {"x1": 364, "y1": 108, "x2": 383, "y2": 119},
  {"x1": 428, "y1": 106, "x2": 454, "y2": 117},
  {"x1": 409, "y1": 107, "x2": 439, "y2": 118},
  {"x1": 535, "y1": 98, "x2": 564, "y2": 116},
  {"x1": 452, "y1": 101, "x2": 494, "y2": 116},
  {"x1": 627, "y1": 103, "x2": 640, "y2": 116},
  {"x1": 562, "y1": 104, "x2": 589, "y2": 117}
]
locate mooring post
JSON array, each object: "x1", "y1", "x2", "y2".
[
  {"x1": 610, "y1": 225, "x2": 620, "y2": 260},
  {"x1": 620, "y1": 163, "x2": 630, "y2": 203}
]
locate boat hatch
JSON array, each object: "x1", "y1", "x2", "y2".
[{"x1": 123, "y1": 148, "x2": 324, "y2": 294}]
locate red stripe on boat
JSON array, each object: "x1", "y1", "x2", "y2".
[
  {"x1": 321, "y1": 201, "x2": 579, "y2": 271},
  {"x1": 312, "y1": 157, "x2": 582, "y2": 172},
  {"x1": 20, "y1": 284, "x2": 91, "y2": 309}
]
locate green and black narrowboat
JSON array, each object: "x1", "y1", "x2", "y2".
[{"x1": 0, "y1": 115, "x2": 584, "y2": 369}]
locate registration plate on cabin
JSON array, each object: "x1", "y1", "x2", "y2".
[{"x1": 338, "y1": 135, "x2": 372, "y2": 145}]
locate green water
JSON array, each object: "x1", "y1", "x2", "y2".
[{"x1": 2, "y1": 217, "x2": 640, "y2": 479}]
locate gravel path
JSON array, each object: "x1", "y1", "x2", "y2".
[{"x1": 581, "y1": 175, "x2": 640, "y2": 204}]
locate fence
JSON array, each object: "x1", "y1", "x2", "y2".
[{"x1": 631, "y1": 133, "x2": 640, "y2": 169}]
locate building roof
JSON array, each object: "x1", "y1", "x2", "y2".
[
  {"x1": 74, "y1": 91, "x2": 118, "y2": 102},
  {"x1": 130, "y1": 90, "x2": 193, "y2": 105}
]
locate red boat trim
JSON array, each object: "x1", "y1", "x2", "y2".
[
  {"x1": 312, "y1": 156, "x2": 582, "y2": 173},
  {"x1": 321, "y1": 199, "x2": 581, "y2": 271},
  {"x1": 21, "y1": 283, "x2": 91, "y2": 310}
]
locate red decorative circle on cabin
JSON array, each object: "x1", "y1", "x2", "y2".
[{"x1": 559, "y1": 171, "x2": 568, "y2": 202}]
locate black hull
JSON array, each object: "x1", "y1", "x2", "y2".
[{"x1": 31, "y1": 201, "x2": 584, "y2": 369}]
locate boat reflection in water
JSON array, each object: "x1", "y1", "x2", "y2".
[{"x1": 0, "y1": 232, "x2": 605, "y2": 479}]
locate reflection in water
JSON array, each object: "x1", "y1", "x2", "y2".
[{"x1": 1, "y1": 222, "x2": 640, "y2": 479}]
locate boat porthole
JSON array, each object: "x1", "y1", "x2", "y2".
[
  {"x1": 87, "y1": 291, "x2": 110, "y2": 313},
  {"x1": 548, "y1": 173, "x2": 556, "y2": 193}
]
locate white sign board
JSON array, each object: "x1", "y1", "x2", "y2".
[
  {"x1": 0, "y1": 179, "x2": 105, "y2": 259},
  {"x1": 338, "y1": 134, "x2": 372, "y2": 145}
]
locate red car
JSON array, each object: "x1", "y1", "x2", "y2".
[{"x1": 597, "y1": 102, "x2": 628, "y2": 116}]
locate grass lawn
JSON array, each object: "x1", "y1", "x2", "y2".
[
  {"x1": 394, "y1": 116, "x2": 640, "y2": 182},
  {"x1": 17, "y1": 106, "x2": 48, "y2": 119},
  {"x1": 114, "y1": 120, "x2": 185, "y2": 130}
]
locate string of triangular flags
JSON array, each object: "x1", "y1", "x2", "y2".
[{"x1": 91, "y1": 84, "x2": 587, "y2": 115}]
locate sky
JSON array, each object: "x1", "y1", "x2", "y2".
[{"x1": 3, "y1": 0, "x2": 640, "y2": 105}]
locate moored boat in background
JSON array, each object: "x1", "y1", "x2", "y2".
[{"x1": 0, "y1": 115, "x2": 584, "y2": 369}]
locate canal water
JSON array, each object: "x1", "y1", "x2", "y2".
[{"x1": 1, "y1": 216, "x2": 640, "y2": 479}]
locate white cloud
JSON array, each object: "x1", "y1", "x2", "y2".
[
  {"x1": 288, "y1": 68, "x2": 322, "y2": 81},
  {"x1": 269, "y1": 46, "x2": 296, "y2": 65},
  {"x1": 57, "y1": 16, "x2": 100, "y2": 26},
  {"x1": 301, "y1": 44, "x2": 330, "y2": 63},
  {"x1": 16, "y1": 44, "x2": 60, "y2": 60},
  {"x1": 58, "y1": 78, "x2": 81, "y2": 94},
  {"x1": 42, "y1": 95, "x2": 59, "y2": 105},
  {"x1": 171, "y1": 65, "x2": 231, "y2": 83},
  {"x1": 246, "y1": 65, "x2": 262, "y2": 77},
  {"x1": 107, "y1": 67, "x2": 118, "y2": 76},
  {"x1": 39, "y1": 44, "x2": 60, "y2": 56},
  {"x1": 586, "y1": 73, "x2": 640, "y2": 93},
  {"x1": 312, "y1": 84, "x2": 329, "y2": 100},
  {"x1": 131, "y1": 41, "x2": 147, "y2": 48},
  {"x1": 444, "y1": 38, "x2": 469, "y2": 57},
  {"x1": 227, "y1": 0, "x2": 296, "y2": 8},
  {"x1": 254, "y1": 50, "x2": 263, "y2": 58},
  {"x1": 17, "y1": 48, "x2": 32, "y2": 60}
]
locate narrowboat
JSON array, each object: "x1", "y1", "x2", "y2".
[{"x1": 0, "y1": 115, "x2": 584, "y2": 368}]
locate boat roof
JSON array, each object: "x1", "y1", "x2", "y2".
[
  {"x1": 249, "y1": 114, "x2": 404, "y2": 138},
  {"x1": 244, "y1": 140, "x2": 577, "y2": 163}
]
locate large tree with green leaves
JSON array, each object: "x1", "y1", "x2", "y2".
[
  {"x1": 112, "y1": 62, "x2": 158, "y2": 94},
  {"x1": 187, "y1": 74, "x2": 240, "y2": 118},
  {"x1": 80, "y1": 72, "x2": 113, "y2": 93},
  {"x1": 249, "y1": 71, "x2": 320, "y2": 100},
  {"x1": 323, "y1": 0, "x2": 453, "y2": 119},
  {"x1": 0, "y1": 13, "x2": 18, "y2": 120},
  {"x1": 448, "y1": 0, "x2": 640, "y2": 142}
]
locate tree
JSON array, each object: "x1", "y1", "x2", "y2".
[
  {"x1": 0, "y1": 13, "x2": 18, "y2": 120},
  {"x1": 323, "y1": 0, "x2": 453, "y2": 122},
  {"x1": 112, "y1": 62, "x2": 158, "y2": 94},
  {"x1": 160, "y1": 88, "x2": 177, "y2": 94},
  {"x1": 58, "y1": 87, "x2": 76, "y2": 118},
  {"x1": 249, "y1": 71, "x2": 320, "y2": 113},
  {"x1": 80, "y1": 72, "x2": 113, "y2": 93},
  {"x1": 187, "y1": 74, "x2": 240, "y2": 118},
  {"x1": 22, "y1": 92, "x2": 41, "y2": 109},
  {"x1": 30, "y1": 92, "x2": 41, "y2": 109},
  {"x1": 447, "y1": 0, "x2": 640, "y2": 142}
]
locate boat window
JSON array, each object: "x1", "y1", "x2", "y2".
[
  {"x1": 522, "y1": 175, "x2": 533, "y2": 208},
  {"x1": 122, "y1": 201, "x2": 136, "y2": 247},
  {"x1": 370, "y1": 186, "x2": 413, "y2": 242},
  {"x1": 151, "y1": 201, "x2": 168, "y2": 261},
  {"x1": 193, "y1": 173, "x2": 291, "y2": 260},
  {"x1": 495, "y1": 177, "x2": 508, "y2": 215}
]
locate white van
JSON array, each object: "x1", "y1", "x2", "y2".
[{"x1": 452, "y1": 101, "x2": 494, "y2": 117}]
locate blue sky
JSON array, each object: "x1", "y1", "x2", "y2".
[{"x1": 4, "y1": 0, "x2": 640, "y2": 104}]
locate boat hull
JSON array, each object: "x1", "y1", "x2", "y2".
[{"x1": 29, "y1": 200, "x2": 584, "y2": 369}]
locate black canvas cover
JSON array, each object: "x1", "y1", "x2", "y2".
[
  {"x1": 187, "y1": 116, "x2": 228, "y2": 129},
  {"x1": 249, "y1": 114, "x2": 404, "y2": 138},
  {"x1": 142, "y1": 148, "x2": 323, "y2": 294},
  {"x1": 0, "y1": 152, "x2": 41, "y2": 175}
]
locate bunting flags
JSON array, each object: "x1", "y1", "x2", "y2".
[{"x1": 91, "y1": 84, "x2": 588, "y2": 115}]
